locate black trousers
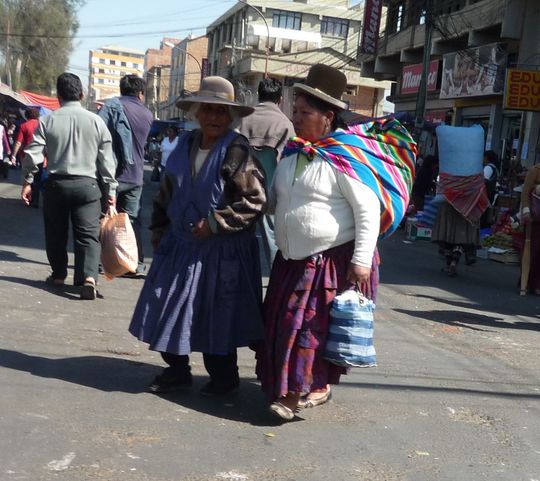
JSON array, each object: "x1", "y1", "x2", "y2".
[
  {"x1": 43, "y1": 175, "x2": 102, "y2": 285},
  {"x1": 161, "y1": 351, "x2": 239, "y2": 387}
]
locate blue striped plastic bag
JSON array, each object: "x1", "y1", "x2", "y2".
[{"x1": 324, "y1": 289, "x2": 376, "y2": 368}]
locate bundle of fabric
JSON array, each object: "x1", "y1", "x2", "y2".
[
  {"x1": 283, "y1": 117, "x2": 417, "y2": 238},
  {"x1": 438, "y1": 173, "x2": 489, "y2": 224}
]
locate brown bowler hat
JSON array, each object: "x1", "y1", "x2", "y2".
[
  {"x1": 176, "y1": 76, "x2": 254, "y2": 117},
  {"x1": 293, "y1": 64, "x2": 348, "y2": 110}
]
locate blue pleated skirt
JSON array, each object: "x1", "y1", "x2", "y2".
[{"x1": 129, "y1": 228, "x2": 264, "y2": 355}]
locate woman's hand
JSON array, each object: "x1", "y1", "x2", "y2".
[
  {"x1": 191, "y1": 218, "x2": 213, "y2": 240},
  {"x1": 347, "y1": 263, "x2": 372, "y2": 298}
]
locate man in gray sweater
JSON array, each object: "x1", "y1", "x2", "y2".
[{"x1": 22, "y1": 73, "x2": 117, "y2": 300}]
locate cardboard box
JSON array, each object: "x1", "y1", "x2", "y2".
[{"x1": 406, "y1": 218, "x2": 432, "y2": 241}]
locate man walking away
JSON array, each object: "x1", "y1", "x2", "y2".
[
  {"x1": 21, "y1": 73, "x2": 117, "y2": 300},
  {"x1": 237, "y1": 78, "x2": 295, "y2": 266},
  {"x1": 99, "y1": 74, "x2": 153, "y2": 277}
]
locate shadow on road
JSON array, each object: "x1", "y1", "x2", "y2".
[
  {"x1": 341, "y1": 379, "x2": 540, "y2": 400},
  {"x1": 414, "y1": 293, "x2": 540, "y2": 319},
  {"x1": 0, "y1": 275, "x2": 82, "y2": 299},
  {"x1": 0, "y1": 348, "x2": 290, "y2": 426},
  {"x1": 394, "y1": 308, "x2": 540, "y2": 332},
  {"x1": 0, "y1": 249, "x2": 49, "y2": 266}
]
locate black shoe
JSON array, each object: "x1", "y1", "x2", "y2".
[
  {"x1": 148, "y1": 369, "x2": 192, "y2": 394},
  {"x1": 121, "y1": 264, "x2": 146, "y2": 278},
  {"x1": 199, "y1": 381, "x2": 239, "y2": 397}
]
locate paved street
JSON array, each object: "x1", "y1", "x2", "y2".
[{"x1": 1, "y1": 167, "x2": 539, "y2": 481}]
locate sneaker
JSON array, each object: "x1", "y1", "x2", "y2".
[
  {"x1": 199, "y1": 381, "x2": 239, "y2": 397},
  {"x1": 148, "y1": 369, "x2": 192, "y2": 394}
]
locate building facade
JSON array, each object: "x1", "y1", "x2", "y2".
[
  {"x1": 87, "y1": 45, "x2": 145, "y2": 108},
  {"x1": 358, "y1": 0, "x2": 540, "y2": 168},
  {"x1": 206, "y1": 0, "x2": 390, "y2": 119},
  {"x1": 165, "y1": 35, "x2": 209, "y2": 120},
  {"x1": 144, "y1": 38, "x2": 181, "y2": 119}
]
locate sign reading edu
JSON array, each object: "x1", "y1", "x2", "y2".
[
  {"x1": 504, "y1": 69, "x2": 540, "y2": 112},
  {"x1": 401, "y1": 60, "x2": 439, "y2": 94}
]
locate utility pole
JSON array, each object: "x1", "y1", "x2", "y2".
[{"x1": 414, "y1": 0, "x2": 434, "y2": 136}]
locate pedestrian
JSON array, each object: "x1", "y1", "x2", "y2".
[
  {"x1": 128, "y1": 76, "x2": 267, "y2": 397},
  {"x1": 159, "y1": 126, "x2": 179, "y2": 170},
  {"x1": 98, "y1": 74, "x2": 153, "y2": 277},
  {"x1": 519, "y1": 163, "x2": 540, "y2": 295},
  {"x1": 0, "y1": 119, "x2": 11, "y2": 179},
  {"x1": 21, "y1": 72, "x2": 117, "y2": 300},
  {"x1": 483, "y1": 150, "x2": 499, "y2": 205},
  {"x1": 431, "y1": 125, "x2": 489, "y2": 277},
  {"x1": 237, "y1": 77, "x2": 295, "y2": 266},
  {"x1": 11, "y1": 109, "x2": 43, "y2": 205},
  {"x1": 411, "y1": 154, "x2": 438, "y2": 212},
  {"x1": 237, "y1": 77, "x2": 295, "y2": 174},
  {"x1": 10, "y1": 108, "x2": 39, "y2": 168},
  {"x1": 255, "y1": 64, "x2": 416, "y2": 421}
]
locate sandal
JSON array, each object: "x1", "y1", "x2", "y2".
[
  {"x1": 269, "y1": 401, "x2": 295, "y2": 421},
  {"x1": 298, "y1": 389, "x2": 332, "y2": 409},
  {"x1": 80, "y1": 278, "x2": 97, "y2": 300},
  {"x1": 45, "y1": 276, "x2": 65, "y2": 286}
]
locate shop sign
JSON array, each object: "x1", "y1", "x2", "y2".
[
  {"x1": 440, "y1": 43, "x2": 507, "y2": 99},
  {"x1": 504, "y1": 69, "x2": 540, "y2": 111},
  {"x1": 401, "y1": 60, "x2": 439, "y2": 94},
  {"x1": 359, "y1": 0, "x2": 383, "y2": 55},
  {"x1": 424, "y1": 110, "x2": 447, "y2": 124}
]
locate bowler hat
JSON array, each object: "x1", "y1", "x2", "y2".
[
  {"x1": 294, "y1": 64, "x2": 348, "y2": 110},
  {"x1": 176, "y1": 76, "x2": 254, "y2": 117}
]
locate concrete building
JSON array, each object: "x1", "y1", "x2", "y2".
[
  {"x1": 88, "y1": 45, "x2": 145, "y2": 108},
  {"x1": 358, "y1": 0, "x2": 540, "y2": 168},
  {"x1": 144, "y1": 38, "x2": 181, "y2": 119},
  {"x1": 165, "y1": 35, "x2": 209, "y2": 120},
  {"x1": 206, "y1": 0, "x2": 390, "y2": 119}
]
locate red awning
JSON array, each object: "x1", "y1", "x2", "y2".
[{"x1": 20, "y1": 90, "x2": 60, "y2": 111}]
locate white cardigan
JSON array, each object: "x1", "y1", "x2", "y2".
[{"x1": 271, "y1": 153, "x2": 380, "y2": 267}]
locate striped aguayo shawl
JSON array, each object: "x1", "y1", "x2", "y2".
[
  {"x1": 282, "y1": 117, "x2": 417, "y2": 238},
  {"x1": 438, "y1": 172, "x2": 489, "y2": 223}
]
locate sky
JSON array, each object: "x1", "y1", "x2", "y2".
[
  {"x1": 69, "y1": 0, "x2": 367, "y2": 96},
  {"x1": 68, "y1": 0, "x2": 237, "y2": 87}
]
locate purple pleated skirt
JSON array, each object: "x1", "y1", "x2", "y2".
[{"x1": 256, "y1": 241, "x2": 379, "y2": 400}]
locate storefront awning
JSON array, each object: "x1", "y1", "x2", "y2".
[{"x1": 21, "y1": 90, "x2": 60, "y2": 111}]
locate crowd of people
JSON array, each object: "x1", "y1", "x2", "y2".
[{"x1": 6, "y1": 62, "x2": 539, "y2": 423}]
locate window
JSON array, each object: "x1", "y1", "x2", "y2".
[
  {"x1": 110, "y1": 59, "x2": 116, "y2": 65},
  {"x1": 321, "y1": 16, "x2": 349, "y2": 38},
  {"x1": 98, "y1": 68, "x2": 104, "y2": 74},
  {"x1": 97, "y1": 79, "x2": 104, "y2": 84},
  {"x1": 121, "y1": 61, "x2": 127, "y2": 67},
  {"x1": 99, "y1": 58, "x2": 105, "y2": 64},
  {"x1": 133, "y1": 63, "x2": 140, "y2": 69},
  {"x1": 272, "y1": 10, "x2": 301, "y2": 30}
]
